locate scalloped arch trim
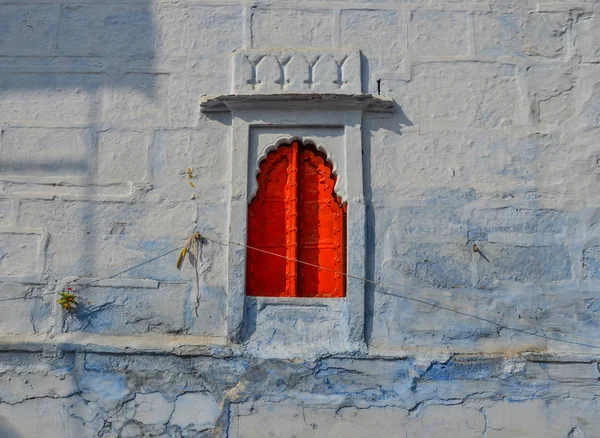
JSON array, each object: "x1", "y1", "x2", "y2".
[{"x1": 249, "y1": 136, "x2": 343, "y2": 203}]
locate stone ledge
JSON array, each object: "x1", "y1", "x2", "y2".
[
  {"x1": 247, "y1": 296, "x2": 345, "y2": 310},
  {"x1": 2, "y1": 334, "x2": 600, "y2": 363},
  {"x1": 200, "y1": 93, "x2": 395, "y2": 113},
  {"x1": 74, "y1": 277, "x2": 160, "y2": 289},
  {"x1": 0, "y1": 276, "x2": 47, "y2": 285},
  {"x1": 0, "y1": 333, "x2": 234, "y2": 357}
]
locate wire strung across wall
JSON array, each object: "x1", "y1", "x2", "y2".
[
  {"x1": 0, "y1": 238, "x2": 187, "y2": 304},
  {"x1": 201, "y1": 234, "x2": 600, "y2": 351},
  {"x1": 6, "y1": 231, "x2": 600, "y2": 351}
]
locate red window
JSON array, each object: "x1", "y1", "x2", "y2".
[{"x1": 247, "y1": 141, "x2": 346, "y2": 298}]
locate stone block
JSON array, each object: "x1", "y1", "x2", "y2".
[
  {"x1": 382, "y1": 204, "x2": 466, "y2": 241},
  {"x1": 63, "y1": 283, "x2": 189, "y2": 335},
  {"x1": 0, "y1": 6, "x2": 59, "y2": 54},
  {"x1": 243, "y1": 298, "x2": 350, "y2": 358},
  {"x1": 382, "y1": 237, "x2": 570, "y2": 289},
  {"x1": 583, "y1": 246, "x2": 600, "y2": 279},
  {"x1": 0, "y1": 352, "x2": 74, "y2": 373},
  {"x1": 18, "y1": 199, "x2": 197, "y2": 237},
  {"x1": 83, "y1": 353, "x2": 245, "y2": 389},
  {"x1": 107, "y1": 73, "x2": 170, "y2": 129},
  {"x1": 475, "y1": 133, "x2": 572, "y2": 189},
  {"x1": 483, "y1": 399, "x2": 600, "y2": 437},
  {"x1": 574, "y1": 13, "x2": 600, "y2": 63},
  {"x1": 0, "y1": 73, "x2": 103, "y2": 125},
  {"x1": 43, "y1": 233, "x2": 176, "y2": 279},
  {"x1": 40, "y1": 207, "x2": 226, "y2": 284},
  {"x1": 293, "y1": 358, "x2": 415, "y2": 397},
  {"x1": 96, "y1": 130, "x2": 152, "y2": 183},
  {"x1": 410, "y1": 11, "x2": 469, "y2": 57},
  {"x1": 391, "y1": 63, "x2": 519, "y2": 130},
  {"x1": 475, "y1": 11, "x2": 566, "y2": 59},
  {"x1": 155, "y1": 5, "x2": 243, "y2": 58},
  {"x1": 468, "y1": 208, "x2": 567, "y2": 235},
  {"x1": 0, "y1": 128, "x2": 91, "y2": 178},
  {"x1": 170, "y1": 392, "x2": 219, "y2": 430},
  {"x1": 369, "y1": 126, "x2": 553, "y2": 197},
  {"x1": 230, "y1": 402, "x2": 484, "y2": 438},
  {"x1": 477, "y1": 243, "x2": 572, "y2": 284},
  {"x1": 58, "y1": 5, "x2": 154, "y2": 56},
  {"x1": 168, "y1": 59, "x2": 232, "y2": 126},
  {"x1": 371, "y1": 287, "x2": 504, "y2": 348},
  {"x1": 523, "y1": 361, "x2": 600, "y2": 383},
  {"x1": 370, "y1": 131, "x2": 467, "y2": 194},
  {"x1": 17, "y1": 198, "x2": 119, "y2": 233},
  {"x1": 78, "y1": 369, "x2": 131, "y2": 409},
  {"x1": 230, "y1": 402, "x2": 408, "y2": 438},
  {"x1": 405, "y1": 404, "x2": 485, "y2": 437},
  {"x1": 150, "y1": 127, "x2": 228, "y2": 202},
  {"x1": 474, "y1": 13, "x2": 521, "y2": 58},
  {"x1": 0, "y1": 231, "x2": 40, "y2": 277},
  {"x1": 0, "y1": 284, "x2": 53, "y2": 335},
  {"x1": 251, "y1": 8, "x2": 334, "y2": 48},
  {"x1": 0, "y1": 397, "x2": 97, "y2": 438},
  {"x1": 526, "y1": 65, "x2": 575, "y2": 125},
  {"x1": 0, "y1": 360, "x2": 78, "y2": 404},
  {"x1": 185, "y1": 285, "x2": 227, "y2": 337},
  {"x1": 340, "y1": 9, "x2": 406, "y2": 80},
  {"x1": 422, "y1": 359, "x2": 501, "y2": 382},
  {"x1": 523, "y1": 12, "x2": 568, "y2": 58},
  {"x1": 393, "y1": 242, "x2": 474, "y2": 289},
  {"x1": 575, "y1": 66, "x2": 600, "y2": 132},
  {"x1": 0, "y1": 199, "x2": 13, "y2": 226},
  {"x1": 123, "y1": 392, "x2": 173, "y2": 425}
]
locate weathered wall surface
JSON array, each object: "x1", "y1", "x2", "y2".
[{"x1": 1, "y1": 0, "x2": 600, "y2": 436}]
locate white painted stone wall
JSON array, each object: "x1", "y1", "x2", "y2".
[{"x1": 1, "y1": 1, "x2": 600, "y2": 436}]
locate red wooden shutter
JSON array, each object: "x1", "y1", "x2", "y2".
[
  {"x1": 297, "y1": 148, "x2": 346, "y2": 297},
  {"x1": 246, "y1": 141, "x2": 345, "y2": 298}
]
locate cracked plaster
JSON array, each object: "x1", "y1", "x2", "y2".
[{"x1": 1, "y1": 0, "x2": 600, "y2": 436}]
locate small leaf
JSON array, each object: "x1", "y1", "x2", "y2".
[{"x1": 176, "y1": 247, "x2": 188, "y2": 270}]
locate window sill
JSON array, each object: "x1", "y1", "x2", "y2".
[
  {"x1": 200, "y1": 93, "x2": 394, "y2": 113},
  {"x1": 246, "y1": 295, "x2": 346, "y2": 310}
]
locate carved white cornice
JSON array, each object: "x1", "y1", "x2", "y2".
[
  {"x1": 200, "y1": 93, "x2": 394, "y2": 112},
  {"x1": 200, "y1": 48, "x2": 394, "y2": 113}
]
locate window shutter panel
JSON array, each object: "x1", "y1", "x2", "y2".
[
  {"x1": 247, "y1": 144, "x2": 294, "y2": 297},
  {"x1": 247, "y1": 142, "x2": 345, "y2": 298},
  {"x1": 297, "y1": 148, "x2": 346, "y2": 297}
]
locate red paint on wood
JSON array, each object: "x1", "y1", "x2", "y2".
[
  {"x1": 246, "y1": 144, "x2": 291, "y2": 297},
  {"x1": 247, "y1": 141, "x2": 346, "y2": 298},
  {"x1": 297, "y1": 147, "x2": 346, "y2": 297}
]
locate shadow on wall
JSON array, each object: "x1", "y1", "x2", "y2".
[
  {"x1": 0, "y1": 1, "x2": 157, "y2": 165},
  {"x1": 362, "y1": 102, "x2": 413, "y2": 343},
  {"x1": 0, "y1": 419, "x2": 21, "y2": 438},
  {"x1": 0, "y1": 2, "x2": 156, "y2": 281}
]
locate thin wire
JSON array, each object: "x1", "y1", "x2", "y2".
[
  {"x1": 0, "y1": 292, "x2": 55, "y2": 303},
  {"x1": 375, "y1": 289, "x2": 600, "y2": 350},
  {"x1": 81, "y1": 246, "x2": 182, "y2": 287},
  {"x1": 68, "y1": 237, "x2": 187, "y2": 286},
  {"x1": 201, "y1": 234, "x2": 600, "y2": 350},
  {"x1": 13, "y1": 228, "x2": 597, "y2": 350},
  {"x1": 1, "y1": 241, "x2": 185, "y2": 302}
]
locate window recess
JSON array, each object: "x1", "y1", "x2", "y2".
[{"x1": 247, "y1": 141, "x2": 346, "y2": 298}]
